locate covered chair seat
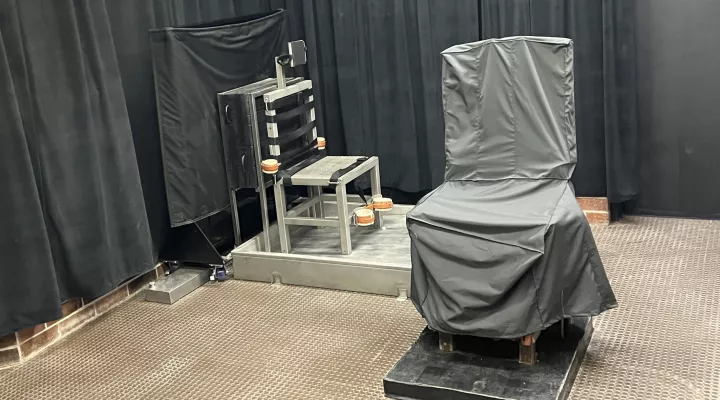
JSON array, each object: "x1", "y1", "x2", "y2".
[{"x1": 407, "y1": 37, "x2": 617, "y2": 339}]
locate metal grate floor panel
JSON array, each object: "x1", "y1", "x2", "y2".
[
  {"x1": 1, "y1": 216, "x2": 719, "y2": 399},
  {"x1": 572, "y1": 216, "x2": 720, "y2": 400}
]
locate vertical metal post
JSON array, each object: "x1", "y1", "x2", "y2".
[
  {"x1": 275, "y1": 57, "x2": 286, "y2": 89},
  {"x1": 307, "y1": 92, "x2": 317, "y2": 140},
  {"x1": 307, "y1": 187, "x2": 316, "y2": 218},
  {"x1": 335, "y1": 183, "x2": 352, "y2": 255},
  {"x1": 229, "y1": 189, "x2": 241, "y2": 247},
  {"x1": 439, "y1": 332, "x2": 454, "y2": 352},
  {"x1": 315, "y1": 186, "x2": 325, "y2": 219},
  {"x1": 370, "y1": 159, "x2": 384, "y2": 228},
  {"x1": 273, "y1": 180, "x2": 291, "y2": 253},
  {"x1": 250, "y1": 100, "x2": 271, "y2": 252},
  {"x1": 519, "y1": 334, "x2": 538, "y2": 365}
]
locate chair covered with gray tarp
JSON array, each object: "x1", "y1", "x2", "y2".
[{"x1": 407, "y1": 37, "x2": 617, "y2": 339}]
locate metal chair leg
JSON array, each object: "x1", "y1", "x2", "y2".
[
  {"x1": 370, "y1": 161, "x2": 384, "y2": 228},
  {"x1": 307, "y1": 186, "x2": 316, "y2": 218},
  {"x1": 273, "y1": 181, "x2": 291, "y2": 253},
  {"x1": 314, "y1": 186, "x2": 325, "y2": 219},
  {"x1": 519, "y1": 333, "x2": 540, "y2": 365},
  {"x1": 336, "y1": 183, "x2": 352, "y2": 255},
  {"x1": 439, "y1": 332, "x2": 454, "y2": 352}
]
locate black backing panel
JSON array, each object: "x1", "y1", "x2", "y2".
[{"x1": 634, "y1": 0, "x2": 720, "y2": 218}]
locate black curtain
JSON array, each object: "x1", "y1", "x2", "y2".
[
  {"x1": 633, "y1": 0, "x2": 720, "y2": 218},
  {"x1": 303, "y1": 0, "x2": 639, "y2": 204},
  {"x1": 0, "y1": 0, "x2": 154, "y2": 335},
  {"x1": 302, "y1": 0, "x2": 480, "y2": 193}
]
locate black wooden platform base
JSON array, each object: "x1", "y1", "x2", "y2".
[{"x1": 383, "y1": 317, "x2": 592, "y2": 400}]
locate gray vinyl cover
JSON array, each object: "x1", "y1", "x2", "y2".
[{"x1": 407, "y1": 37, "x2": 617, "y2": 339}]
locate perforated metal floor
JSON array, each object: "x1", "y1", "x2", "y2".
[
  {"x1": 573, "y1": 217, "x2": 720, "y2": 400},
  {"x1": 1, "y1": 216, "x2": 719, "y2": 400}
]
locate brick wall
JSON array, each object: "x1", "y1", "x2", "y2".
[
  {"x1": 577, "y1": 197, "x2": 610, "y2": 225},
  {"x1": 0, "y1": 264, "x2": 166, "y2": 369}
]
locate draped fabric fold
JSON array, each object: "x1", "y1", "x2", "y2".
[
  {"x1": 0, "y1": 13, "x2": 62, "y2": 333},
  {"x1": 0, "y1": 0, "x2": 154, "y2": 336},
  {"x1": 302, "y1": 0, "x2": 481, "y2": 192}
]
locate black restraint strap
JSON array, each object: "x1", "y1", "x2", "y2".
[
  {"x1": 277, "y1": 139, "x2": 318, "y2": 164},
  {"x1": 268, "y1": 121, "x2": 316, "y2": 147},
  {"x1": 279, "y1": 152, "x2": 326, "y2": 184},
  {"x1": 265, "y1": 88, "x2": 313, "y2": 111},
  {"x1": 353, "y1": 181, "x2": 368, "y2": 205},
  {"x1": 266, "y1": 101, "x2": 314, "y2": 123},
  {"x1": 329, "y1": 157, "x2": 369, "y2": 184}
]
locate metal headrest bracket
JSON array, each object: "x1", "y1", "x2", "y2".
[{"x1": 275, "y1": 40, "x2": 307, "y2": 89}]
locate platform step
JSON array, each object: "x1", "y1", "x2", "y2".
[
  {"x1": 384, "y1": 318, "x2": 593, "y2": 400},
  {"x1": 144, "y1": 268, "x2": 210, "y2": 304}
]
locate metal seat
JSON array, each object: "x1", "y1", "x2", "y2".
[
  {"x1": 288, "y1": 156, "x2": 374, "y2": 186},
  {"x1": 270, "y1": 153, "x2": 383, "y2": 256}
]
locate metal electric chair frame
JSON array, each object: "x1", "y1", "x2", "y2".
[
  {"x1": 259, "y1": 42, "x2": 389, "y2": 255},
  {"x1": 229, "y1": 41, "x2": 413, "y2": 298}
]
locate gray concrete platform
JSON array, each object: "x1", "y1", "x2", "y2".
[{"x1": 232, "y1": 200, "x2": 412, "y2": 297}]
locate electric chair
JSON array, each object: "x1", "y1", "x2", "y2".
[{"x1": 258, "y1": 41, "x2": 393, "y2": 255}]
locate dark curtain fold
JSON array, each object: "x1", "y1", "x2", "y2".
[
  {"x1": 601, "y1": 0, "x2": 639, "y2": 203},
  {"x1": 303, "y1": 0, "x2": 480, "y2": 192},
  {"x1": 0, "y1": 7, "x2": 62, "y2": 335},
  {"x1": 0, "y1": 0, "x2": 154, "y2": 336}
]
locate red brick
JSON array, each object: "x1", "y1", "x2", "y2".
[
  {"x1": 16, "y1": 323, "x2": 46, "y2": 344},
  {"x1": 577, "y1": 197, "x2": 609, "y2": 213},
  {"x1": 93, "y1": 286, "x2": 129, "y2": 316},
  {"x1": 128, "y1": 269, "x2": 157, "y2": 295},
  {"x1": 0, "y1": 347, "x2": 20, "y2": 367},
  {"x1": 19, "y1": 325, "x2": 59, "y2": 358},
  {"x1": 0, "y1": 333, "x2": 16, "y2": 349},
  {"x1": 39, "y1": 300, "x2": 78, "y2": 328},
  {"x1": 585, "y1": 211, "x2": 610, "y2": 225},
  {"x1": 59, "y1": 305, "x2": 96, "y2": 335},
  {"x1": 61, "y1": 298, "x2": 83, "y2": 317}
]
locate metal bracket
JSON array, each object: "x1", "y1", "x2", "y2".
[
  {"x1": 519, "y1": 331, "x2": 541, "y2": 365},
  {"x1": 275, "y1": 40, "x2": 306, "y2": 89},
  {"x1": 396, "y1": 287, "x2": 408, "y2": 301},
  {"x1": 439, "y1": 332, "x2": 455, "y2": 352}
]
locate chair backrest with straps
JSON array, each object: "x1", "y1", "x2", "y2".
[{"x1": 263, "y1": 80, "x2": 323, "y2": 177}]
